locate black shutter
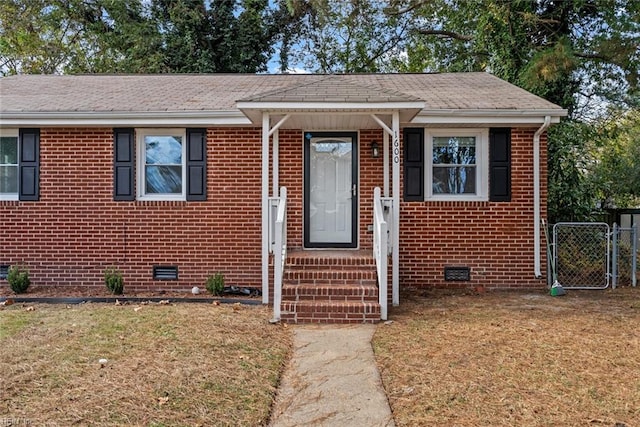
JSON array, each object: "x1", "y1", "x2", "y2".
[
  {"x1": 186, "y1": 128, "x2": 207, "y2": 201},
  {"x1": 489, "y1": 128, "x2": 511, "y2": 202},
  {"x1": 19, "y1": 128, "x2": 40, "y2": 201},
  {"x1": 113, "y1": 128, "x2": 135, "y2": 201},
  {"x1": 403, "y1": 128, "x2": 424, "y2": 201}
]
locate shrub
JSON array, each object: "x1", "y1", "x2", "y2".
[
  {"x1": 7, "y1": 264, "x2": 30, "y2": 294},
  {"x1": 206, "y1": 272, "x2": 225, "y2": 296},
  {"x1": 104, "y1": 267, "x2": 124, "y2": 295}
]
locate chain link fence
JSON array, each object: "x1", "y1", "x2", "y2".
[
  {"x1": 552, "y1": 223, "x2": 610, "y2": 289},
  {"x1": 550, "y1": 222, "x2": 638, "y2": 290},
  {"x1": 612, "y1": 224, "x2": 638, "y2": 288}
]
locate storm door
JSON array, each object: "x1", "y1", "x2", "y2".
[{"x1": 304, "y1": 132, "x2": 358, "y2": 248}]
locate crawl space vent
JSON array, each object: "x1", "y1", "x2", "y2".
[
  {"x1": 444, "y1": 266, "x2": 471, "y2": 281},
  {"x1": 0, "y1": 265, "x2": 9, "y2": 280},
  {"x1": 153, "y1": 265, "x2": 178, "y2": 280}
]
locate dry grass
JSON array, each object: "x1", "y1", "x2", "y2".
[
  {"x1": 373, "y1": 288, "x2": 640, "y2": 427},
  {"x1": 0, "y1": 302, "x2": 291, "y2": 426}
]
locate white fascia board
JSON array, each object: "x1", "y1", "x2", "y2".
[
  {"x1": 236, "y1": 101, "x2": 425, "y2": 111},
  {"x1": 0, "y1": 110, "x2": 251, "y2": 127},
  {"x1": 412, "y1": 109, "x2": 567, "y2": 125}
]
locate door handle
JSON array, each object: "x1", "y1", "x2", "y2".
[{"x1": 352, "y1": 184, "x2": 357, "y2": 197}]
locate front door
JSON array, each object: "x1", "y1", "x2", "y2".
[{"x1": 304, "y1": 132, "x2": 358, "y2": 248}]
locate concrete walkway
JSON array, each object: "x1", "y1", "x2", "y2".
[{"x1": 269, "y1": 324, "x2": 395, "y2": 427}]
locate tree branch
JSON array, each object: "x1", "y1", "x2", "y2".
[{"x1": 414, "y1": 28, "x2": 473, "y2": 41}]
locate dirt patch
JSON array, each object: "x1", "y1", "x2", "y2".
[
  {"x1": 0, "y1": 284, "x2": 262, "y2": 301},
  {"x1": 0, "y1": 302, "x2": 291, "y2": 426},
  {"x1": 373, "y1": 287, "x2": 640, "y2": 427}
]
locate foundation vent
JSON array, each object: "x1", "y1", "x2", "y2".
[
  {"x1": 444, "y1": 266, "x2": 471, "y2": 281},
  {"x1": 0, "y1": 265, "x2": 9, "y2": 280},
  {"x1": 153, "y1": 265, "x2": 178, "y2": 280}
]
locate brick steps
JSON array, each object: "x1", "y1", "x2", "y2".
[{"x1": 280, "y1": 250, "x2": 380, "y2": 324}]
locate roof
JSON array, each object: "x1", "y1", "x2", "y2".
[{"x1": 0, "y1": 73, "x2": 567, "y2": 127}]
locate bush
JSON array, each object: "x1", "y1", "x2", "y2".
[
  {"x1": 7, "y1": 264, "x2": 30, "y2": 294},
  {"x1": 104, "y1": 267, "x2": 124, "y2": 295},
  {"x1": 206, "y1": 272, "x2": 225, "y2": 296}
]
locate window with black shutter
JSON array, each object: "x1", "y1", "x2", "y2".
[
  {"x1": 18, "y1": 128, "x2": 40, "y2": 201},
  {"x1": 186, "y1": 128, "x2": 207, "y2": 201},
  {"x1": 489, "y1": 128, "x2": 511, "y2": 202},
  {"x1": 403, "y1": 128, "x2": 424, "y2": 201},
  {"x1": 113, "y1": 128, "x2": 135, "y2": 201}
]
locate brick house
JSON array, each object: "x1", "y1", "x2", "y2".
[{"x1": 0, "y1": 73, "x2": 566, "y2": 322}]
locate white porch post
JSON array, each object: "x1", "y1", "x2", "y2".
[
  {"x1": 261, "y1": 112, "x2": 270, "y2": 304},
  {"x1": 272, "y1": 129, "x2": 279, "y2": 197},
  {"x1": 383, "y1": 131, "x2": 390, "y2": 197},
  {"x1": 392, "y1": 111, "x2": 400, "y2": 306}
]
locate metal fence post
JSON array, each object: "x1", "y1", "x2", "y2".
[{"x1": 612, "y1": 223, "x2": 618, "y2": 289}]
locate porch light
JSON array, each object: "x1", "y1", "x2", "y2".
[{"x1": 371, "y1": 141, "x2": 380, "y2": 158}]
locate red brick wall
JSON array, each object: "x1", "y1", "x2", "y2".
[
  {"x1": 1, "y1": 127, "x2": 264, "y2": 293},
  {"x1": 0, "y1": 126, "x2": 546, "y2": 293},
  {"x1": 398, "y1": 128, "x2": 548, "y2": 289}
]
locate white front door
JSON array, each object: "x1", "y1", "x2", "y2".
[{"x1": 304, "y1": 132, "x2": 358, "y2": 248}]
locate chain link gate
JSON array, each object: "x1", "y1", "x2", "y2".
[
  {"x1": 553, "y1": 223, "x2": 610, "y2": 289},
  {"x1": 612, "y1": 224, "x2": 638, "y2": 289}
]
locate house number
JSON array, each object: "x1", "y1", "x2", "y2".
[{"x1": 393, "y1": 134, "x2": 400, "y2": 163}]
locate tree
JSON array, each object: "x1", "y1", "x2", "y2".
[
  {"x1": 284, "y1": 0, "x2": 411, "y2": 73},
  {"x1": 388, "y1": 0, "x2": 639, "y2": 221},
  {"x1": 0, "y1": 0, "x2": 302, "y2": 75},
  {"x1": 588, "y1": 109, "x2": 640, "y2": 210}
]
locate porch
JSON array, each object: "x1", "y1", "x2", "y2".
[
  {"x1": 268, "y1": 186, "x2": 393, "y2": 323},
  {"x1": 235, "y1": 76, "x2": 422, "y2": 323}
]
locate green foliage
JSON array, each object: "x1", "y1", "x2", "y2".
[
  {"x1": 104, "y1": 267, "x2": 124, "y2": 295},
  {"x1": 7, "y1": 264, "x2": 30, "y2": 294},
  {"x1": 285, "y1": 0, "x2": 409, "y2": 73},
  {"x1": 0, "y1": 0, "x2": 302, "y2": 75},
  {"x1": 205, "y1": 273, "x2": 225, "y2": 296}
]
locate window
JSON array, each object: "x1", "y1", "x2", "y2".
[
  {"x1": 426, "y1": 129, "x2": 488, "y2": 201},
  {"x1": 0, "y1": 129, "x2": 19, "y2": 200},
  {"x1": 137, "y1": 129, "x2": 186, "y2": 200}
]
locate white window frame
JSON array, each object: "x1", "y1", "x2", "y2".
[
  {"x1": 136, "y1": 128, "x2": 187, "y2": 201},
  {"x1": 425, "y1": 128, "x2": 489, "y2": 201},
  {"x1": 0, "y1": 128, "x2": 19, "y2": 201}
]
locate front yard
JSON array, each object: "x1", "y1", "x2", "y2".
[
  {"x1": 373, "y1": 288, "x2": 640, "y2": 426},
  {"x1": 0, "y1": 302, "x2": 291, "y2": 426},
  {"x1": 2, "y1": 288, "x2": 640, "y2": 426}
]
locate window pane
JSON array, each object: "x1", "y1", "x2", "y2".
[
  {"x1": 145, "y1": 136, "x2": 182, "y2": 165},
  {"x1": 0, "y1": 165, "x2": 18, "y2": 193},
  {"x1": 0, "y1": 137, "x2": 18, "y2": 164},
  {"x1": 432, "y1": 137, "x2": 476, "y2": 165},
  {"x1": 433, "y1": 166, "x2": 476, "y2": 194},
  {"x1": 146, "y1": 165, "x2": 182, "y2": 194}
]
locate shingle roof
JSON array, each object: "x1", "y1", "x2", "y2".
[
  {"x1": 0, "y1": 72, "x2": 564, "y2": 114},
  {"x1": 240, "y1": 75, "x2": 422, "y2": 103}
]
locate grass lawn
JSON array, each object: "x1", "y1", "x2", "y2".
[
  {"x1": 373, "y1": 288, "x2": 640, "y2": 427},
  {"x1": 0, "y1": 302, "x2": 291, "y2": 426}
]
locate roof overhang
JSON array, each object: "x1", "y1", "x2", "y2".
[
  {"x1": 0, "y1": 106, "x2": 567, "y2": 129},
  {"x1": 0, "y1": 110, "x2": 252, "y2": 127},
  {"x1": 413, "y1": 109, "x2": 567, "y2": 126},
  {"x1": 236, "y1": 101, "x2": 425, "y2": 125}
]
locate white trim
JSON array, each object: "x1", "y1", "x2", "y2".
[
  {"x1": 261, "y1": 113, "x2": 270, "y2": 303},
  {"x1": 0, "y1": 107, "x2": 565, "y2": 128},
  {"x1": 136, "y1": 128, "x2": 187, "y2": 201},
  {"x1": 0, "y1": 111, "x2": 251, "y2": 127},
  {"x1": 238, "y1": 101, "x2": 425, "y2": 111},
  {"x1": 413, "y1": 111, "x2": 564, "y2": 125},
  {"x1": 424, "y1": 128, "x2": 489, "y2": 202},
  {"x1": 391, "y1": 112, "x2": 400, "y2": 306},
  {"x1": 0, "y1": 128, "x2": 19, "y2": 201}
]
